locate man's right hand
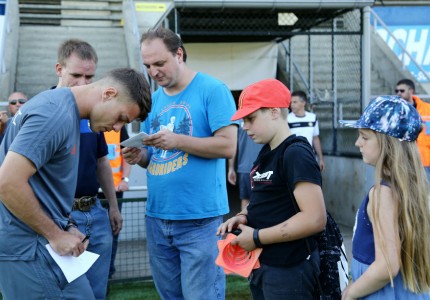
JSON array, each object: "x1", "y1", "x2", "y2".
[
  {"x1": 0, "y1": 111, "x2": 9, "y2": 134},
  {"x1": 49, "y1": 230, "x2": 87, "y2": 257},
  {"x1": 123, "y1": 147, "x2": 149, "y2": 168},
  {"x1": 122, "y1": 147, "x2": 143, "y2": 165}
]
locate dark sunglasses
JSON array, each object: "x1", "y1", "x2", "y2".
[
  {"x1": 395, "y1": 89, "x2": 406, "y2": 93},
  {"x1": 8, "y1": 99, "x2": 27, "y2": 105}
]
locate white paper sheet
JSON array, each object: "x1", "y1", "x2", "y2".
[
  {"x1": 46, "y1": 244, "x2": 100, "y2": 283},
  {"x1": 120, "y1": 132, "x2": 150, "y2": 148}
]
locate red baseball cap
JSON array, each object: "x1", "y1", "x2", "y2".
[{"x1": 231, "y1": 79, "x2": 291, "y2": 121}]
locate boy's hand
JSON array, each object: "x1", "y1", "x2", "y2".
[{"x1": 230, "y1": 224, "x2": 256, "y2": 251}]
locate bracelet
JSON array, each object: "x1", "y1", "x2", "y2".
[
  {"x1": 235, "y1": 213, "x2": 248, "y2": 224},
  {"x1": 253, "y1": 228, "x2": 264, "y2": 248}
]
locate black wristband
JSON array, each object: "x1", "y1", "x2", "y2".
[
  {"x1": 64, "y1": 217, "x2": 78, "y2": 231},
  {"x1": 253, "y1": 228, "x2": 263, "y2": 248},
  {"x1": 68, "y1": 217, "x2": 78, "y2": 227},
  {"x1": 64, "y1": 222, "x2": 77, "y2": 231}
]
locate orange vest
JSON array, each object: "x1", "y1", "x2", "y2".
[
  {"x1": 413, "y1": 95, "x2": 430, "y2": 167},
  {"x1": 104, "y1": 131, "x2": 123, "y2": 186}
]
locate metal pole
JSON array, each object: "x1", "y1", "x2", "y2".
[
  {"x1": 332, "y1": 18, "x2": 338, "y2": 154},
  {"x1": 362, "y1": 6, "x2": 371, "y2": 110},
  {"x1": 308, "y1": 34, "x2": 312, "y2": 96},
  {"x1": 289, "y1": 40, "x2": 293, "y2": 91}
]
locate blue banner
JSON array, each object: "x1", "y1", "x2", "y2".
[
  {"x1": 373, "y1": 7, "x2": 430, "y2": 82},
  {"x1": 373, "y1": 7, "x2": 430, "y2": 26}
]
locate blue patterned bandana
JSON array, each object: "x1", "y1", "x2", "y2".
[{"x1": 339, "y1": 95, "x2": 422, "y2": 141}]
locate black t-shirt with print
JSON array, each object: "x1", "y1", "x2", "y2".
[{"x1": 247, "y1": 135, "x2": 322, "y2": 267}]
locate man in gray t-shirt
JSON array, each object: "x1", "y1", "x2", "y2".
[
  {"x1": 228, "y1": 120, "x2": 263, "y2": 210},
  {"x1": 0, "y1": 68, "x2": 151, "y2": 300}
]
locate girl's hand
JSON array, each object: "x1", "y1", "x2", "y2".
[{"x1": 341, "y1": 284, "x2": 356, "y2": 300}]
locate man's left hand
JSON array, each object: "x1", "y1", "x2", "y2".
[{"x1": 109, "y1": 208, "x2": 123, "y2": 235}]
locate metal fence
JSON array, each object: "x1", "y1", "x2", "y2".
[
  {"x1": 281, "y1": 9, "x2": 363, "y2": 156},
  {"x1": 101, "y1": 197, "x2": 152, "y2": 282}
]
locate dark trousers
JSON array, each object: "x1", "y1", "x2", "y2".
[{"x1": 249, "y1": 249, "x2": 320, "y2": 300}]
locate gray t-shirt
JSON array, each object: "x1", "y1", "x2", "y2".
[
  {"x1": 0, "y1": 88, "x2": 80, "y2": 260},
  {"x1": 237, "y1": 121, "x2": 263, "y2": 174}
]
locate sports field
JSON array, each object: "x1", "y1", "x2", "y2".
[
  {"x1": 106, "y1": 275, "x2": 251, "y2": 300},
  {"x1": 0, "y1": 275, "x2": 251, "y2": 300}
]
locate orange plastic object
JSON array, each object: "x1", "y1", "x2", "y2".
[{"x1": 215, "y1": 233, "x2": 262, "y2": 277}]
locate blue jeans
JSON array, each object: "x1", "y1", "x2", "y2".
[
  {"x1": 146, "y1": 215, "x2": 225, "y2": 300},
  {"x1": 0, "y1": 239, "x2": 95, "y2": 300},
  {"x1": 71, "y1": 199, "x2": 112, "y2": 300},
  {"x1": 249, "y1": 249, "x2": 320, "y2": 300},
  {"x1": 100, "y1": 192, "x2": 123, "y2": 278},
  {"x1": 109, "y1": 199, "x2": 122, "y2": 277}
]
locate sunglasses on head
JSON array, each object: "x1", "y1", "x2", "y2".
[
  {"x1": 395, "y1": 89, "x2": 406, "y2": 94},
  {"x1": 9, "y1": 99, "x2": 27, "y2": 105}
]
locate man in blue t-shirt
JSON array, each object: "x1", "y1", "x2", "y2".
[
  {"x1": 0, "y1": 68, "x2": 151, "y2": 299},
  {"x1": 124, "y1": 27, "x2": 238, "y2": 299}
]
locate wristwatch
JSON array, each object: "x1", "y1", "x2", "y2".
[{"x1": 121, "y1": 177, "x2": 129, "y2": 183}]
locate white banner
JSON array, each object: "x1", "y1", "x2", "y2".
[{"x1": 186, "y1": 42, "x2": 278, "y2": 90}]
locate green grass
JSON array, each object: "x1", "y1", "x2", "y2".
[
  {"x1": 106, "y1": 275, "x2": 252, "y2": 300},
  {"x1": 0, "y1": 275, "x2": 251, "y2": 300}
]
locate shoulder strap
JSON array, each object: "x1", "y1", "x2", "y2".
[
  {"x1": 283, "y1": 137, "x2": 324, "y2": 295},
  {"x1": 283, "y1": 139, "x2": 317, "y2": 253},
  {"x1": 281, "y1": 136, "x2": 314, "y2": 206}
]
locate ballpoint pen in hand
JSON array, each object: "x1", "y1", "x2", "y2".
[{"x1": 82, "y1": 234, "x2": 90, "y2": 243}]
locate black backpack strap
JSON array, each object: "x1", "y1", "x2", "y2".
[
  {"x1": 282, "y1": 137, "x2": 324, "y2": 297},
  {"x1": 287, "y1": 180, "x2": 323, "y2": 298}
]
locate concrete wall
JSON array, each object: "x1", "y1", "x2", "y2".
[
  {"x1": 0, "y1": 0, "x2": 19, "y2": 102},
  {"x1": 321, "y1": 155, "x2": 375, "y2": 227}
]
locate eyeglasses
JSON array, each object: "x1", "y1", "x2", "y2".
[
  {"x1": 395, "y1": 89, "x2": 406, "y2": 94},
  {"x1": 8, "y1": 99, "x2": 27, "y2": 105}
]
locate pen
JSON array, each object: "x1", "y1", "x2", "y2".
[{"x1": 82, "y1": 234, "x2": 90, "y2": 243}]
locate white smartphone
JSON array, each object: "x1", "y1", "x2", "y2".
[{"x1": 120, "y1": 132, "x2": 150, "y2": 148}]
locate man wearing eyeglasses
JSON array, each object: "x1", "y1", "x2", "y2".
[
  {"x1": 0, "y1": 92, "x2": 28, "y2": 144},
  {"x1": 7, "y1": 92, "x2": 28, "y2": 117},
  {"x1": 396, "y1": 78, "x2": 430, "y2": 182}
]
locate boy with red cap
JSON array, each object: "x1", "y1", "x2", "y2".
[{"x1": 217, "y1": 78, "x2": 327, "y2": 299}]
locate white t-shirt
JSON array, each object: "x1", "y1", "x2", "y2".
[{"x1": 287, "y1": 111, "x2": 319, "y2": 145}]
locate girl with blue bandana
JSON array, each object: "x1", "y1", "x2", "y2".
[{"x1": 340, "y1": 96, "x2": 430, "y2": 299}]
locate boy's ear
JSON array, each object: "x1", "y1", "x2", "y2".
[
  {"x1": 103, "y1": 87, "x2": 118, "y2": 102},
  {"x1": 270, "y1": 108, "x2": 281, "y2": 119}
]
